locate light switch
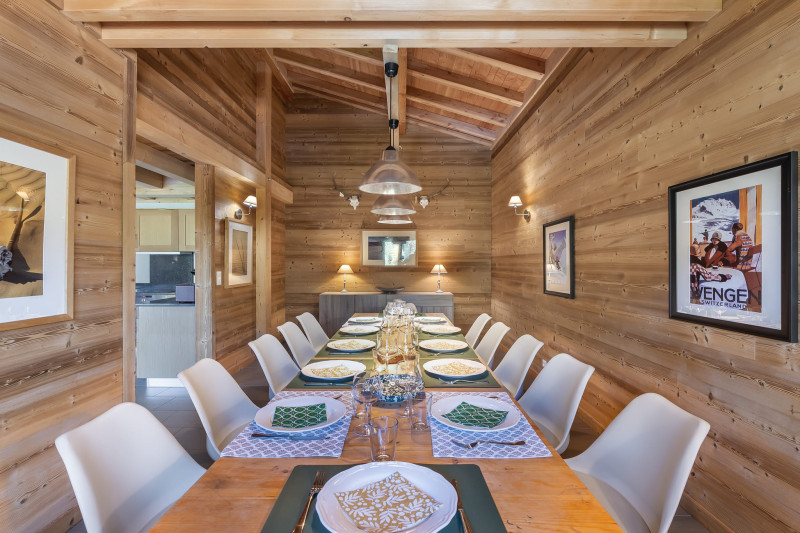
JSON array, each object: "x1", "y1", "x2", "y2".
[{"x1": 216, "y1": 271, "x2": 222, "y2": 285}]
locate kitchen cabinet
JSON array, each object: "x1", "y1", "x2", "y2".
[
  {"x1": 136, "y1": 304, "x2": 196, "y2": 378},
  {"x1": 136, "y1": 209, "x2": 195, "y2": 252}
]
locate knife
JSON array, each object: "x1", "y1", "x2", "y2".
[
  {"x1": 250, "y1": 433, "x2": 330, "y2": 440},
  {"x1": 451, "y1": 479, "x2": 474, "y2": 533}
]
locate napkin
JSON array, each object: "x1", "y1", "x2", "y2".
[
  {"x1": 271, "y1": 403, "x2": 327, "y2": 429},
  {"x1": 442, "y1": 401, "x2": 509, "y2": 428},
  {"x1": 335, "y1": 471, "x2": 441, "y2": 533}
]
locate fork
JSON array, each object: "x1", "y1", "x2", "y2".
[
  {"x1": 292, "y1": 470, "x2": 326, "y2": 533},
  {"x1": 451, "y1": 439, "x2": 525, "y2": 449},
  {"x1": 438, "y1": 379, "x2": 489, "y2": 384}
]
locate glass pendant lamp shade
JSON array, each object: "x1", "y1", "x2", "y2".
[
  {"x1": 371, "y1": 194, "x2": 416, "y2": 215},
  {"x1": 359, "y1": 147, "x2": 422, "y2": 195},
  {"x1": 377, "y1": 214, "x2": 413, "y2": 224}
]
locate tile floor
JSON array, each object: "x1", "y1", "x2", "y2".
[{"x1": 67, "y1": 361, "x2": 707, "y2": 533}]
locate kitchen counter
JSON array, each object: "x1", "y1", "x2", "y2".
[{"x1": 135, "y1": 296, "x2": 195, "y2": 306}]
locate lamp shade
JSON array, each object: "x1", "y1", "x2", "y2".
[
  {"x1": 371, "y1": 194, "x2": 416, "y2": 215},
  {"x1": 243, "y1": 195, "x2": 258, "y2": 208},
  {"x1": 430, "y1": 264, "x2": 447, "y2": 274},
  {"x1": 337, "y1": 264, "x2": 354, "y2": 274},
  {"x1": 508, "y1": 196, "x2": 522, "y2": 208},
  {"x1": 377, "y1": 215, "x2": 413, "y2": 224},
  {"x1": 359, "y1": 147, "x2": 422, "y2": 195}
]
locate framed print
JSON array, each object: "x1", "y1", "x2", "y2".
[
  {"x1": 669, "y1": 152, "x2": 798, "y2": 342},
  {"x1": 543, "y1": 215, "x2": 575, "y2": 298},
  {"x1": 361, "y1": 230, "x2": 417, "y2": 267},
  {"x1": 224, "y1": 218, "x2": 253, "y2": 288},
  {"x1": 0, "y1": 130, "x2": 75, "y2": 331}
]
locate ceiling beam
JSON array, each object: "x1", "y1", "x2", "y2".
[
  {"x1": 408, "y1": 59, "x2": 525, "y2": 107},
  {"x1": 275, "y1": 49, "x2": 384, "y2": 92},
  {"x1": 97, "y1": 21, "x2": 688, "y2": 49},
  {"x1": 257, "y1": 49, "x2": 293, "y2": 98},
  {"x1": 326, "y1": 48, "x2": 384, "y2": 67},
  {"x1": 397, "y1": 48, "x2": 408, "y2": 135},
  {"x1": 407, "y1": 107, "x2": 496, "y2": 142},
  {"x1": 442, "y1": 48, "x2": 546, "y2": 79},
  {"x1": 291, "y1": 73, "x2": 386, "y2": 110},
  {"x1": 405, "y1": 117, "x2": 493, "y2": 147},
  {"x1": 135, "y1": 166, "x2": 165, "y2": 188},
  {"x1": 405, "y1": 87, "x2": 507, "y2": 127},
  {"x1": 135, "y1": 141, "x2": 195, "y2": 184},
  {"x1": 61, "y1": 1, "x2": 721, "y2": 23}
]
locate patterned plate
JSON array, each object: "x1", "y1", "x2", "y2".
[
  {"x1": 421, "y1": 325, "x2": 462, "y2": 335},
  {"x1": 419, "y1": 339, "x2": 469, "y2": 353},
  {"x1": 254, "y1": 396, "x2": 346, "y2": 433},
  {"x1": 339, "y1": 325, "x2": 380, "y2": 335},
  {"x1": 431, "y1": 395, "x2": 521, "y2": 432},
  {"x1": 415, "y1": 316, "x2": 446, "y2": 324},
  {"x1": 317, "y1": 462, "x2": 457, "y2": 533},
  {"x1": 348, "y1": 316, "x2": 382, "y2": 324},
  {"x1": 327, "y1": 339, "x2": 377, "y2": 352},
  {"x1": 301, "y1": 360, "x2": 366, "y2": 381},
  {"x1": 423, "y1": 358, "x2": 486, "y2": 379}
]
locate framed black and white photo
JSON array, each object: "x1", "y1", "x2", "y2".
[
  {"x1": 361, "y1": 230, "x2": 417, "y2": 267},
  {"x1": 669, "y1": 152, "x2": 798, "y2": 342},
  {"x1": 0, "y1": 130, "x2": 75, "y2": 331},
  {"x1": 224, "y1": 218, "x2": 253, "y2": 288},
  {"x1": 543, "y1": 215, "x2": 575, "y2": 298}
]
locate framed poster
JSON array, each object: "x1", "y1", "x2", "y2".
[
  {"x1": 669, "y1": 152, "x2": 798, "y2": 342},
  {"x1": 361, "y1": 230, "x2": 417, "y2": 267},
  {"x1": 224, "y1": 218, "x2": 253, "y2": 288},
  {"x1": 543, "y1": 215, "x2": 575, "y2": 298},
  {"x1": 0, "y1": 131, "x2": 75, "y2": 331}
]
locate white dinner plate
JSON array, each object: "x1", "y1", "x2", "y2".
[
  {"x1": 423, "y1": 358, "x2": 486, "y2": 379},
  {"x1": 348, "y1": 316, "x2": 382, "y2": 324},
  {"x1": 419, "y1": 339, "x2": 469, "y2": 353},
  {"x1": 254, "y1": 396, "x2": 346, "y2": 433},
  {"x1": 339, "y1": 325, "x2": 380, "y2": 335},
  {"x1": 327, "y1": 339, "x2": 376, "y2": 352},
  {"x1": 431, "y1": 395, "x2": 521, "y2": 432},
  {"x1": 316, "y1": 461, "x2": 457, "y2": 533},
  {"x1": 421, "y1": 325, "x2": 461, "y2": 335},
  {"x1": 301, "y1": 360, "x2": 366, "y2": 381},
  {"x1": 415, "y1": 316, "x2": 446, "y2": 324}
]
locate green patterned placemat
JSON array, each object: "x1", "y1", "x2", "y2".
[
  {"x1": 442, "y1": 401, "x2": 509, "y2": 428},
  {"x1": 272, "y1": 403, "x2": 327, "y2": 428}
]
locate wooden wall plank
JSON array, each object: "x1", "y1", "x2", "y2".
[
  {"x1": 195, "y1": 163, "x2": 216, "y2": 360},
  {"x1": 491, "y1": 0, "x2": 800, "y2": 530}
]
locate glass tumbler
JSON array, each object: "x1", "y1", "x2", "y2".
[
  {"x1": 367, "y1": 416, "x2": 399, "y2": 461},
  {"x1": 351, "y1": 372, "x2": 379, "y2": 436},
  {"x1": 409, "y1": 391, "x2": 433, "y2": 430}
]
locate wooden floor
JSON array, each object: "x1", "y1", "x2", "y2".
[{"x1": 66, "y1": 362, "x2": 708, "y2": 533}]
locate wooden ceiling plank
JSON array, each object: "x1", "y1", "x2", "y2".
[
  {"x1": 98, "y1": 21, "x2": 689, "y2": 49},
  {"x1": 406, "y1": 107, "x2": 497, "y2": 141},
  {"x1": 442, "y1": 48, "x2": 546, "y2": 79},
  {"x1": 295, "y1": 85, "x2": 385, "y2": 117},
  {"x1": 257, "y1": 49, "x2": 294, "y2": 97},
  {"x1": 408, "y1": 59, "x2": 525, "y2": 107},
  {"x1": 62, "y1": 1, "x2": 721, "y2": 23},
  {"x1": 275, "y1": 49, "x2": 384, "y2": 91},
  {"x1": 327, "y1": 48, "x2": 384, "y2": 67},
  {"x1": 135, "y1": 141, "x2": 195, "y2": 184},
  {"x1": 290, "y1": 72, "x2": 386, "y2": 108},
  {"x1": 405, "y1": 87, "x2": 507, "y2": 127},
  {"x1": 405, "y1": 117, "x2": 493, "y2": 147}
]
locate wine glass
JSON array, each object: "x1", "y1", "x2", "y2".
[{"x1": 351, "y1": 371, "x2": 380, "y2": 436}]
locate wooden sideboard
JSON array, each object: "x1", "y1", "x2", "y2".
[{"x1": 318, "y1": 292, "x2": 454, "y2": 336}]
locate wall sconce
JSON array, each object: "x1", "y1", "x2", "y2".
[
  {"x1": 337, "y1": 264, "x2": 354, "y2": 292},
  {"x1": 430, "y1": 264, "x2": 447, "y2": 293},
  {"x1": 508, "y1": 196, "x2": 530, "y2": 221},
  {"x1": 235, "y1": 195, "x2": 257, "y2": 219}
]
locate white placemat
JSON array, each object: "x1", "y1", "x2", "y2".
[
  {"x1": 429, "y1": 391, "x2": 552, "y2": 459},
  {"x1": 221, "y1": 390, "x2": 353, "y2": 458}
]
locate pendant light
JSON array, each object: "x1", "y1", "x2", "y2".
[
  {"x1": 359, "y1": 61, "x2": 421, "y2": 196},
  {"x1": 377, "y1": 214, "x2": 413, "y2": 224},
  {"x1": 371, "y1": 194, "x2": 416, "y2": 215}
]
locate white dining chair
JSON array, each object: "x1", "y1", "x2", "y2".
[
  {"x1": 464, "y1": 313, "x2": 491, "y2": 347},
  {"x1": 249, "y1": 333, "x2": 300, "y2": 398},
  {"x1": 492, "y1": 334, "x2": 544, "y2": 399},
  {"x1": 55, "y1": 403, "x2": 206, "y2": 533},
  {"x1": 278, "y1": 321, "x2": 317, "y2": 368},
  {"x1": 297, "y1": 312, "x2": 330, "y2": 352},
  {"x1": 178, "y1": 358, "x2": 259, "y2": 461},
  {"x1": 473, "y1": 321, "x2": 510, "y2": 368},
  {"x1": 565, "y1": 393, "x2": 710, "y2": 533},
  {"x1": 517, "y1": 353, "x2": 594, "y2": 453}
]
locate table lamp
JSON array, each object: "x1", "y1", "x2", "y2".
[
  {"x1": 430, "y1": 264, "x2": 447, "y2": 293},
  {"x1": 337, "y1": 264, "x2": 354, "y2": 292}
]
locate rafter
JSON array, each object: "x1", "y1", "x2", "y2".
[
  {"x1": 275, "y1": 49, "x2": 384, "y2": 92},
  {"x1": 442, "y1": 48, "x2": 546, "y2": 79},
  {"x1": 135, "y1": 142, "x2": 194, "y2": 184},
  {"x1": 407, "y1": 107, "x2": 496, "y2": 142},
  {"x1": 408, "y1": 59, "x2": 525, "y2": 107},
  {"x1": 405, "y1": 117, "x2": 493, "y2": 147},
  {"x1": 397, "y1": 48, "x2": 408, "y2": 135},
  {"x1": 97, "y1": 21, "x2": 688, "y2": 49},
  {"x1": 291, "y1": 73, "x2": 385, "y2": 112},
  {"x1": 257, "y1": 49, "x2": 293, "y2": 97},
  {"x1": 326, "y1": 48, "x2": 384, "y2": 67},
  {"x1": 405, "y1": 87, "x2": 507, "y2": 127},
  {"x1": 61, "y1": 1, "x2": 721, "y2": 23}
]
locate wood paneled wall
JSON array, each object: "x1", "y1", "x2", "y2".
[
  {"x1": 137, "y1": 50, "x2": 288, "y2": 373},
  {"x1": 285, "y1": 97, "x2": 491, "y2": 331},
  {"x1": 491, "y1": 0, "x2": 800, "y2": 530},
  {"x1": 0, "y1": 1, "x2": 126, "y2": 531}
]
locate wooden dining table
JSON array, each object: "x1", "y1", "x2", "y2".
[{"x1": 150, "y1": 314, "x2": 620, "y2": 532}]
